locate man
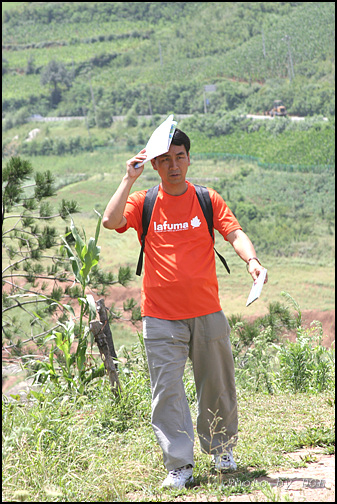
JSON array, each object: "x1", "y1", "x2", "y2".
[{"x1": 102, "y1": 128, "x2": 267, "y2": 489}]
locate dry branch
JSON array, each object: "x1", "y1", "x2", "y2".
[{"x1": 89, "y1": 299, "x2": 121, "y2": 395}]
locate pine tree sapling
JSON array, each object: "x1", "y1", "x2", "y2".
[{"x1": 2, "y1": 156, "x2": 79, "y2": 351}]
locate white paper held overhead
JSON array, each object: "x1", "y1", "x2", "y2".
[{"x1": 135, "y1": 114, "x2": 177, "y2": 168}]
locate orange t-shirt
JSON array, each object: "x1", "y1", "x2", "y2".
[{"x1": 116, "y1": 181, "x2": 241, "y2": 320}]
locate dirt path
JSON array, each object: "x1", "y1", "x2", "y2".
[
  {"x1": 124, "y1": 447, "x2": 335, "y2": 502},
  {"x1": 223, "y1": 447, "x2": 335, "y2": 502}
]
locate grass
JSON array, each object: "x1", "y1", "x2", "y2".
[
  {"x1": 2, "y1": 371, "x2": 335, "y2": 502},
  {"x1": 237, "y1": 391, "x2": 334, "y2": 461},
  {"x1": 2, "y1": 4, "x2": 152, "y2": 44},
  {"x1": 215, "y1": 252, "x2": 335, "y2": 315},
  {"x1": 4, "y1": 39, "x2": 139, "y2": 68}
]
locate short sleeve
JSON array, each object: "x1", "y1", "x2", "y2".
[
  {"x1": 208, "y1": 188, "x2": 242, "y2": 240},
  {"x1": 115, "y1": 190, "x2": 146, "y2": 239}
]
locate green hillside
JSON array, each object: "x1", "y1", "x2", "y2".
[
  {"x1": 2, "y1": 2, "x2": 335, "y2": 117},
  {"x1": 2, "y1": 2, "x2": 335, "y2": 168}
]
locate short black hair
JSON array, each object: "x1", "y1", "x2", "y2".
[{"x1": 171, "y1": 128, "x2": 190, "y2": 154}]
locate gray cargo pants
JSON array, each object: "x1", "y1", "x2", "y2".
[{"x1": 143, "y1": 310, "x2": 238, "y2": 471}]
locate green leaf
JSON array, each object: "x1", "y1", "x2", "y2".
[
  {"x1": 44, "y1": 333, "x2": 56, "y2": 344},
  {"x1": 80, "y1": 237, "x2": 101, "y2": 282},
  {"x1": 62, "y1": 303, "x2": 75, "y2": 317},
  {"x1": 49, "y1": 346, "x2": 56, "y2": 374},
  {"x1": 30, "y1": 390, "x2": 46, "y2": 402},
  {"x1": 70, "y1": 217, "x2": 85, "y2": 260},
  {"x1": 77, "y1": 295, "x2": 96, "y2": 320},
  {"x1": 32, "y1": 310, "x2": 44, "y2": 321},
  {"x1": 10, "y1": 394, "x2": 21, "y2": 401},
  {"x1": 55, "y1": 332, "x2": 70, "y2": 362},
  {"x1": 94, "y1": 210, "x2": 102, "y2": 244},
  {"x1": 86, "y1": 294, "x2": 97, "y2": 321},
  {"x1": 80, "y1": 243, "x2": 88, "y2": 262},
  {"x1": 83, "y1": 362, "x2": 105, "y2": 383},
  {"x1": 76, "y1": 339, "x2": 87, "y2": 373},
  {"x1": 60, "y1": 236, "x2": 82, "y2": 284}
]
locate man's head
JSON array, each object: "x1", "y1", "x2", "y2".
[
  {"x1": 150, "y1": 128, "x2": 191, "y2": 195},
  {"x1": 171, "y1": 128, "x2": 190, "y2": 155}
]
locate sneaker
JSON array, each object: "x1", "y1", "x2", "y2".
[
  {"x1": 212, "y1": 449, "x2": 237, "y2": 471},
  {"x1": 161, "y1": 464, "x2": 194, "y2": 489}
]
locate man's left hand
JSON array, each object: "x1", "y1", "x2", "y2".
[{"x1": 248, "y1": 260, "x2": 268, "y2": 284}]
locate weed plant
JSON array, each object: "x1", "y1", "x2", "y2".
[
  {"x1": 277, "y1": 323, "x2": 335, "y2": 393},
  {"x1": 229, "y1": 294, "x2": 335, "y2": 395}
]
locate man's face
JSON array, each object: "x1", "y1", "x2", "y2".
[{"x1": 151, "y1": 143, "x2": 190, "y2": 192}]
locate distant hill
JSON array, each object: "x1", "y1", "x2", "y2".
[{"x1": 2, "y1": 2, "x2": 335, "y2": 119}]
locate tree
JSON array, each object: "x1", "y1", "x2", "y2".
[
  {"x1": 40, "y1": 60, "x2": 73, "y2": 107},
  {"x1": 2, "y1": 157, "x2": 79, "y2": 351},
  {"x1": 2, "y1": 157, "x2": 137, "y2": 362}
]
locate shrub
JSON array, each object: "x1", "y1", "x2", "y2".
[
  {"x1": 229, "y1": 294, "x2": 335, "y2": 394},
  {"x1": 277, "y1": 323, "x2": 335, "y2": 393}
]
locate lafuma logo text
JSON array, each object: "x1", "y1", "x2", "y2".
[{"x1": 153, "y1": 216, "x2": 201, "y2": 233}]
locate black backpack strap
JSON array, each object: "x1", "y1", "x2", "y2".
[
  {"x1": 194, "y1": 184, "x2": 214, "y2": 239},
  {"x1": 194, "y1": 184, "x2": 230, "y2": 274},
  {"x1": 214, "y1": 248, "x2": 231, "y2": 274},
  {"x1": 136, "y1": 185, "x2": 159, "y2": 276}
]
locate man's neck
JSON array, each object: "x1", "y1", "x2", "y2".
[{"x1": 160, "y1": 180, "x2": 188, "y2": 196}]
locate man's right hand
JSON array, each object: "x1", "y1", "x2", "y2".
[
  {"x1": 103, "y1": 149, "x2": 147, "y2": 230},
  {"x1": 126, "y1": 148, "x2": 147, "y2": 180}
]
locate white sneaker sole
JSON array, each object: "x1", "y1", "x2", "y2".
[
  {"x1": 214, "y1": 463, "x2": 237, "y2": 472},
  {"x1": 161, "y1": 475, "x2": 194, "y2": 489}
]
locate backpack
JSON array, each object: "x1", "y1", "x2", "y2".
[{"x1": 136, "y1": 184, "x2": 230, "y2": 276}]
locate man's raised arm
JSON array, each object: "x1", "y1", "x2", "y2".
[{"x1": 102, "y1": 149, "x2": 147, "y2": 230}]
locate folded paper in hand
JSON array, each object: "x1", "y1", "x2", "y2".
[
  {"x1": 135, "y1": 114, "x2": 177, "y2": 168},
  {"x1": 246, "y1": 268, "x2": 267, "y2": 307}
]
